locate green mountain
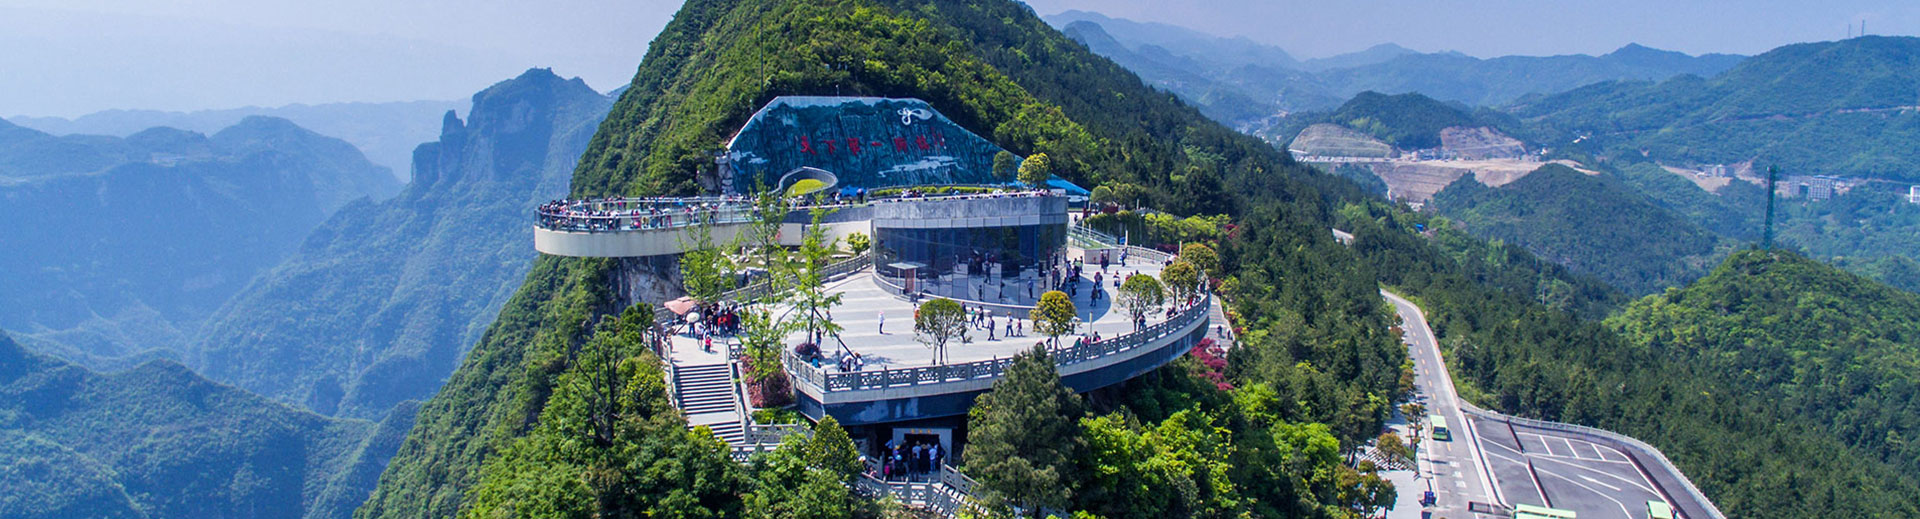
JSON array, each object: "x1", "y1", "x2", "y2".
[
  {"x1": 193, "y1": 69, "x2": 613, "y2": 418},
  {"x1": 0, "y1": 117, "x2": 399, "y2": 368},
  {"x1": 10, "y1": 100, "x2": 464, "y2": 179},
  {"x1": 1322, "y1": 91, "x2": 1481, "y2": 150},
  {"x1": 1606, "y1": 251, "x2": 1920, "y2": 514},
  {"x1": 1345, "y1": 201, "x2": 1920, "y2": 518},
  {"x1": 1316, "y1": 43, "x2": 1744, "y2": 109},
  {"x1": 1045, "y1": 12, "x2": 1742, "y2": 123},
  {"x1": 1429, "y1": 164, "x2": 1728, "y2": 294},
  {"x1": 1510, "y1": 36, "x2": 1920, "y2": 182},
  {"x1": 362, "y1": 0, "x2": 1408, "y2": 517},
  {"x1": 0, "y1": 331, "x2": 415, "y2": 519}
]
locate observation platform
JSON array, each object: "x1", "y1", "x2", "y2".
[
  {"x1": 532, "y1": 190, "x2": 1061, "y2": 258},
  {"x1": 669, "y1": 245, "x2": 1211, "y2": 426}
]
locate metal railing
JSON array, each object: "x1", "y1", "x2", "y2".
[
  {"x1": 1071, "y1": 223, "x2": 1173, "y2": 264},
  {"x1": 537, "y1": 189, "x2": 1057, "y2": 233},
  {"x1": 1460, "y1": 405, "x2": 1727, "y2": 519},
  {"x1": 856, "y1": 463, "x2": 985, "y2": 518},
  {"x1": 785, "y1": 291, "x2": 1211, "y2": 393}
]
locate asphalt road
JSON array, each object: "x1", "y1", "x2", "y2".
[
  {"x1": 1385, "y1": 291, "x2": 1498, "y2": 519},
  {"x1": 1386, "y1": 290, "x2": 1689, "y2": 519}
]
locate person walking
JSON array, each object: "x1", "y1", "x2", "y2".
[{"x1": 878, "y1": 311, "x2": 886, "y2": 335}]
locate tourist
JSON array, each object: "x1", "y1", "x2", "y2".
[
  {"x1": 988, "y1": 316, "x2": 997, "y2": 340},
  {"x1": 877, "y1": 311, "x2": 886, "y2": 334}
]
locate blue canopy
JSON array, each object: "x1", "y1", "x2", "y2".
[{"x1": 1045, "y1": 176, "x2": 1090, "y2": 196}]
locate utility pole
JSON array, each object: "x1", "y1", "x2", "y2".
[{"x1": 1762, "y1": 166, "x2": 1778, "y2": 250}]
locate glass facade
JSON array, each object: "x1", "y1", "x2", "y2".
[{"x1": 874, "y1": 223, "x2": 1066, "y2": 306}]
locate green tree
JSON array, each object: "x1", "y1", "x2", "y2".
[
  {"x1": 967, "y1": 345, "x2": 1086, "y2": 517},
  {"x1": 799, "y1": 416, "x2": 863, "y2": 485},
  {"x1": 1161, "y1": 260, "x2": 1200, "y2": 303},
  {"x1": 679, "y1": 211, "x2": 735, "y2": 308},
  {"x1": 915, "y1": 298, "x2": 968, "y2": 365},
  {"x1": 993, "y1": 150, "x2": 1020, "y2": 182},
  {"x1": 788, "y1": 208, "x2": 845, "y2": 345},
  {"x1": 1116, "y1": 274, "x2": 1165, "y2": 331},
  {"x1": 1089, "y1": 185, "x2": 1114, "y2": 205},
  {"x1": 846, "y1": 232, "x2": 871, "y2": 255},
  {"x1": 1017, "y1": 152, "x2": 1053, "y2": 187},
  {"x1": 1375, "y1": 431, "x2": 1413, "y2": 469},
  {"x1": 1030, "y1": 290, "x2": 1078, "y2": 347},
  {"x1": 1178, "y1": 243, "x2": 1220, "y2": 279}
]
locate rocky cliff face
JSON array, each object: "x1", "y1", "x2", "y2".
[{"x1": 194, "y1": 69, "x2": 614, "y2": 417}]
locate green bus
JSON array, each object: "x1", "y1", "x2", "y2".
[
  {"x1": 1429, "y1": 415, "x2": 1451, "y2": 441},
  {"x1": 1647, "y1": 500, "x2": 1675, "y2": 519},
  {"x1": 1512, "y1": 503, "x2": 1577, "y2": 519}
]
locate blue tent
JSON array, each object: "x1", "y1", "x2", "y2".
[{"x1": 1045, "y1": 176, "x2": 1090, "y2": 197}]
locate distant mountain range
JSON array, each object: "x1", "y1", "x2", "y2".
[
  {"x1": 1046, "y1": 10, "x2": 1744, "y2": 125},
  {"x1": 191, "y1": 69, "x2": 613, "y2": 418},
  {"x1": 10, "y1": 100, "x2": 463, "y2": 181},
  {"x1": 1510, "y1": 35, "x2": 1920, "y2": 182},
  {"x1": 0, "y1": 116, "x2": 399, "y2": 367}
]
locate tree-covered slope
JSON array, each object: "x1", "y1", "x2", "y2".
[
  {"x1": 193, "y1": 69, "x2": 612, "y2": 418},
  {"x1": 1510, "y1": 36, "x2": 1920, "y2": 181},
  {"x1": 1429, "y1": 164, "x2": 1727, "y2": 294},
  {"x1": 0, "y1": 331, "x2": 414, "y2": 519},
  {"x1": 0, "y1": 118, "x2": 399, "y2": 368},
  {"x1": 362, "y1": 1, "x2": 1407, "y2": 517},
  {"x1": 1345, "y1": 197, "x2": 1920, "y2": 518},
  {"x1": 1607, "y1": 251, "x2": 1920, "y2": 514}
]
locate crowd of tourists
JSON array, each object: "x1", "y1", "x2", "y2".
[
  {"x1": 875, "y1": 439, "x2": 946, "y2": 481},
  {"x1": 537, "y1": 195, "x2": 755, "y2": 232}
]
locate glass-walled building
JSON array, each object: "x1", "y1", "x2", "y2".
[{"x1": 870, "y1": 194, "x2": 1067, "y2": 306}]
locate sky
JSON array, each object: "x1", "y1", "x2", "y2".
[{"x1": 3, "y1": 0, "x2": 1915, "y2": 118}]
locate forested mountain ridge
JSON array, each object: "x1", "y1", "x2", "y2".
[
  {"x1": 0, "y1": 117, "x2": 399, "y2": 369},
  {"x1": 1610, "y1": 250, "x2": 1920, "y2": 466},
  {"x1": 1343, "y1": 199, "x2": 1920, "y2": 518},
  {"x1": 362, "y1": 0, "x2": 1411, "y2": 517},
  {"x1": 194, "y1": 69, "x2": 613, "y2": 418},
  {"x1": 1510, "y1": 36, "x2": 1920, "y2": 182},
  {"x1": 1044, "y1": 11, "x2": 1743, "y2": 124},
  {"x1": 11, "y1": 99, "x2": 464, "y2": 179},
  {"x1": 0, "y1": 331, "x2": 415, "y2": 519},
  {"x1": 1429, "y1": 164, "x2": 1728, "y2": 294}
]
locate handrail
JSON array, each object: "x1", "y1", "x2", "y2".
[
  {"x1": 1461, "y1": 405, "x2": 1727, "y2": 519},
  {"x1": 1071, "y1": 223, "x2": 1173, "y2": 264},
  {"x1": 536, "y1": 189, "x2": 1058, "y2": 233},
  {"x1": 786, "y1": 291, "x2": 1211, "y2": 394}
]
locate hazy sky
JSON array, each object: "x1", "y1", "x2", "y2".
[
  {"x1": 1026, "y1": 0, "x2": 1918, "y2": 59},
  {"x1": 4, "y1": 0, "x2": 1914, "y2": 118}
]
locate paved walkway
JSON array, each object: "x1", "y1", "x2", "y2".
[{"x1": 667, "y1": 262, "x2": 1179, "y2": 372}]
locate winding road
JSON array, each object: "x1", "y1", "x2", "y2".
[{"x1": 1384, "y1": 290, "x2": 1719, "y2": 519}]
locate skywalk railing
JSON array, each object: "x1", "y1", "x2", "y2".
[
  {"x1": 536, "y1": 189, "x2": 1057, "y2": 233},
  {"x1": 784, "y1": 291, "x2": 1211, "y2": 394}
]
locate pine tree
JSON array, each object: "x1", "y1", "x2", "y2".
[{"x1": 966, "y1": 345, "x2": 1086, "y2": 517}]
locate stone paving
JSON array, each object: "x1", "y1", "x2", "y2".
[{"x1": 665, "y1": 252, "x2": 1192, "y2": 372}]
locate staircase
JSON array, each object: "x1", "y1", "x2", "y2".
[{"x1": 675, "y1": 363, "x2": 746, "y2": 445}]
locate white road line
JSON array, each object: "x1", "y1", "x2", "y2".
[
  {"x1": 1579, "y1": 474, "x2": 1623, "y2": 492},
  {"x1": 1563, "y1": 437, "x2": 1581, "y2": 459},
  {"x1": 1537, "y1": 468, "x2": 1635, "y2": 519},
  {"x1": 1526, "y1": 452, "x2": 1635, "y2": 465},
  {"x1": 1533, "y1": 454, "x2": 1662, "y2": 496}
]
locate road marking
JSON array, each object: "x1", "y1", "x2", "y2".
[
  {"x1": 1532, "y1": 454, "x2": 1661, "y2": 496},
  {"x1": 1537, "y1": 468, "x2": 1635, "y2": 519},
  {"x1": 1579, "y1": 474, "x2": 1622, "y2": 492},
  {"x1": 1563, "y1": 438, "x2": 1581, "y2": 459}
]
